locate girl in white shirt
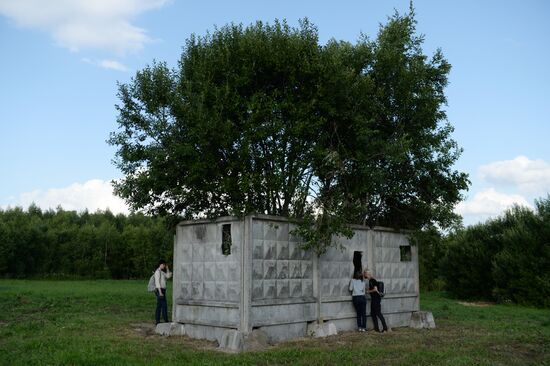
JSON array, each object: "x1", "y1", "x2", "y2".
[{"x1": 349, "y1": 270, "x2": 367, "y2": 332}]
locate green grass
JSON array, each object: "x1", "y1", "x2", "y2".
[{"x1": 0, "y1": 280, "x2": 549, "y2": 365}]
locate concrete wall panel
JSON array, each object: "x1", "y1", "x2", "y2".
[
  {"x1": 174, "y1": 304, "x2": 239, "y2": 328},
  {"x1": 259, "y1": 322, "x2": 307, "y2": 343},
  {"x1": 251, "y1": 302, "x2": 317, "y2": 327}
]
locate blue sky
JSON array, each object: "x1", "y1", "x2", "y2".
[{"x1": 1, "y1": 0, "x2": 549, "y2": 225}]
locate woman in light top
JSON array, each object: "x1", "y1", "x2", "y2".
[
  {"x1": 154, "y1": 259, "x2": 172, "y2": 325},
  {"x1": 349, "y1": 270, "x2": 367, "y2": 332}
]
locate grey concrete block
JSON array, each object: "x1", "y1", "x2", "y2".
[
  {"x1": 169, "y1": 323, "x2": 186, "y2": 336},
  {"x1": 410, "y1": 311, "x2": 436, "y2": 329},
  {"x1": 218, "y1": 329, "x2": 243, "y2": 351},
  {"x1": 155, "y1": 322, "x2": 172, "y2": 336},
  {"x1": 155, "y1": 322, "x2": 185, "y2": 336}
]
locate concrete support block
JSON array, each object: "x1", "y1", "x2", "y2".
[
  {"x1": 169, "y1": 323, "x2": 186, "y2": 336},
  {"x1": 218, "y1": 329, "x2": 243, "y2": 351},
  {"x1": 410, "y1": 311, "x2": 436, "y2": 329},
  {"x1": 307, "y1": 321, "x2": 338, "y2": 338},
  {"x1": 155, "y1": 323, "x2": 171, "y2": 336},
  {"x1": 218, "y1": 329, "x2": 269, "y2": 352}
]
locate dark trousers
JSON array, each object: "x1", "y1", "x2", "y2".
[
  {"x1": 352, "y1": 295, "x2": 367, "y2": 329},
  {"x1": 155, "y1": 288, "x2": 168, "y2": 324},
  {"x1": 370, "y1": 297, "x2": 388, "y2": 332}
]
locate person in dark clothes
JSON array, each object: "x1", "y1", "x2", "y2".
[
  {"x1": 349, "y1": 270, "x2": 367, "y2": 332},
  {"x1": 364, "y1": 270, "x2": 388, "y2": 333}
]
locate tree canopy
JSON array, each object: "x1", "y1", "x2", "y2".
[{"x1": 109, "y1": 11, "x2": 469, "y2": 254}]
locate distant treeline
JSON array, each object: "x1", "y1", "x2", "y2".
[
  {"x1": 0, "y1": 205, "x2": 173, "y2": 279},
  {"x1": 417, "y1": 195, "x2": 550, "y2": 308}
]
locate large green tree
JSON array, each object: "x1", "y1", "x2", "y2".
[{"x1": 109, "y1": 11, "x2": 469, "y2": 254}]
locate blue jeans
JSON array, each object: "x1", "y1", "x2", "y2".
[
  {"x1": 155, "y1": 288, "x2": 168, "y2": 324},
  {"x1": 352, "y1": 295, "x2": 367, "y2": 329}
]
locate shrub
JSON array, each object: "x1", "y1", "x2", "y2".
[{"x1": 443, "y1": 196, "x2": 550, "y2": 308}]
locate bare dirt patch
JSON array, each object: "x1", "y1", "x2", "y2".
[
  {"x1": 489, "y1": 342, "x2": 545, "y2": 364},
  {"x1": 458, "y1": 301, "x2": 495, "y2": 307},
  {"x1": 129, "y1": 322, "x2": 156, "y2": 337},
  {"x1": 126, "y1": 323, "x2": 219, "y2": 350}
]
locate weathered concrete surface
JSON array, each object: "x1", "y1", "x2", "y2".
[
  {"x1": 258, "y1": 322, "x2": 307, "y2": 343},
  {"x1": 410, "y1": 311, "x2": 436, "y2": 329},
  {"x1": 307, "y1": 321, "x2": 337, "y2": 338},
  {"x1": 217, "y1": 329, "x2": 269, "y2": 352},
  {"x1": 169, "y1": 322, "x2": 186, "y2": 335},
  {"x1": 218, "y1": 329, "x2": 243, "y2": 351},
  {"x1": 155, "y1": 322, "x2": 186, "y2": 336}
]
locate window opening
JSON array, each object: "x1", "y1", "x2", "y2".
[
  {"x1": 353, "y1": 251, "x2": 363, "y2": 275},
  {"x1": 222, "y1": 224, "x2": 232, "y2": 255},
  {"x1": 400, "y1": 245, "x2": 412, "y2": 262}
]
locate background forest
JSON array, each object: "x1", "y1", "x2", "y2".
[{"x1": 0, "y1": 205, "x2": 172, "y2": 279}]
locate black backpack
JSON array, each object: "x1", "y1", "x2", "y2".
[{"x1": 377, "y1": 280, "x2": 385, "y2": 298}]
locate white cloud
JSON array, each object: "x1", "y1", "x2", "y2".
[
  {"x1": 4, "y1": 179, "x2": 130, "y2": 214},
  {"x1": 82, "y1": 57, "x2": 128, "y2": 71},
  {"x1": 0, "y1": 0, "x2": 170, "y2": 55},
  {"x1": 479, "y1": 156, "x2": 550, "y2": 195},
  {"x1": 98, "y1": 59, "x2": 129, "y2": 71},
  {"x1": 455, "y1": 188, "x2": 532, "y2": 223}
]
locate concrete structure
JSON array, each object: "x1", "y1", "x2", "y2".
[
  {"x1": 171, "y1": 214, "x2": 419, "y2": 350},
  {"x1": 410, "y1": 311, "x2": 436, "y2": 329}
]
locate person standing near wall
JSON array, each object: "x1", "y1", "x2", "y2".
[
  {"x1": 365, "y1": 270, "x2": 388, "y2": 333},
  {"x1": 154, "y1": 259, "x2": 172, "y2": 325},
  {"x1": 349, "y1": 270, "x2": 367, "y2": 332}
]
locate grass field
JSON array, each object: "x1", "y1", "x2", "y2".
[{"x1": 0, "y1": 280, "x2": 549, "y2": 365}]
